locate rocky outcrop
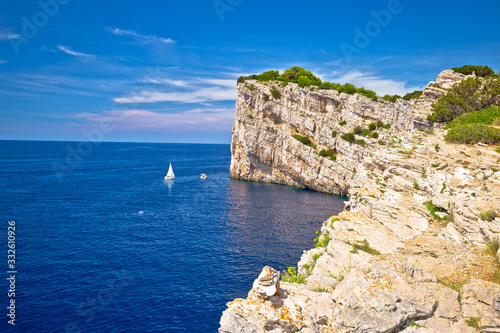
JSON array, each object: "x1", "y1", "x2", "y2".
[{"x1": 222, "y1": 69, "x2": 500, "y2": 332}]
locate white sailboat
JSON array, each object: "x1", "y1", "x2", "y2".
[{"x1": 164, "y1": 163, "x2": 175, "y2": 180}]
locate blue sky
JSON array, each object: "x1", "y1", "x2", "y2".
[{"x1": 1, "y1": 0, "x2": 499, "y2": 143}]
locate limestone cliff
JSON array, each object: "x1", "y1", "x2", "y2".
[{"x1": 222, "y1": 69, "x2": 500, "y2": 333}]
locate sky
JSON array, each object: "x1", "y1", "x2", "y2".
[{"x1": 0, "y1": 0, "x2": 499, "y2": 144}]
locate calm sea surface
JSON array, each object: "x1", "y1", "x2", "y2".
[{"x1": 0, "y1": 141, "x2": 347, "y2": 333}]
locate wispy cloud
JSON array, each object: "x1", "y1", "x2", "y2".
[
  {"x1": 114, "y1": 75, "x2": 239, "y2": 104},
  {"x1": 71, "y1": 107, "x2": 234, "y2": 132},
  {"x1": 114, "y1": 86, "x2": 237, "y2": 104},
  {"x1": 146, "y1": 78, "x2": 188, "y2": 87},
  {"x1": 326, "y1": 70, "x2": 421, "y2": 95},
  {"x1": 0, "y1": 29, "x2": 21, "y2": 41},
  {"x1": 57, "y1": 45, "x2": 96, "y2": 59},
  {"x1": 0, "y1": 59, "x2": 7, "y2": 64},
  {"x1": 107, "y1": 28, "x2": 175, "y2": 45}
]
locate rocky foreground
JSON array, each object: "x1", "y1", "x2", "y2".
[{"x1": 221, "y1": 70, "x2": 500, "y2": 332}]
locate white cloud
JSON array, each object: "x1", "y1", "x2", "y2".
[
  {"x1": 108, "y1": 28, "x2": 175, "y2": 45},
  {"x1": 113, "y1": 86, "x2": 237, "y2": 104},
  {"x1": 0, "y1": 30, "x2": 21, "y2": 40},
  {"x1": 147, "y1": 78, "x2": 188, "y2": 87},
  {"x1": 57, "y1": 45, "x2": 95, "y2": 59},
  {"x1": 0, "y1": 59, "x2": 7, "y2": 64},
  {"x1": 199, "y1": 79, "x2": 236, "y2": 88},
  {"x1": 72, "y1": 108, "x2": 235, "y2": 131},
  {"x1": 327, "y1": 70, "x2": 421, "y2": 95}
]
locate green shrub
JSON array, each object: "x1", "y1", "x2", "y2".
[
  {"x1": 413, "y1": 183, "x2": 419, "y2": 190},
  {"x1": 270, "y1": 88, "x2": 281, "y2": 99},
  {"x1": 353, "y1": 126, "x2": 363, "y2": 135},
  {"x1": 376, "y1": 120, "x2": 384, "y2": 128},
  {"x1": 479, "y1": 209, "x2": 497, "y2": 221},
  {"x1": 315, "y1": 233, "x2": 331, "y2": 248},
  {"x1": 332, "y1": 130, "x2": 338, "y2": 138},
  {"x1": 485, "y1": 237, "x2": 499, "y2": 257},
  {"x1": 245, "y1": 85, "x2": 255, "y2": 91},
  {"x1": 445, "y1": 124, "x2": 500, "y2": 144},
  {"x1": 445, "y1": 106, "x2": 500, "y2": 129},
  {"x1": 370, "y1": 132, "x2": 379, "y2": 139},
  {"x1": 292, "y1": 134, "x2": 316, "y2": 148},
  {"x1": 357, "y1": 87, "x2": 377, "y2": 99},
  {"x1": 496, "y1": 147, "x2": 500, "y2": 153},
  {"x1": 452, "y1": 65, "x2": 495, "y2": 77},
  {"x1": 406, "y1": 320, "x2": 425, "y2": 328},
  {"x1": 318, "y1": 149, "x2": 335, "y2": 157},
  {"x1": 382, "y1": 124, "x2": 391, "y2": 129},
  {"x1": 361, "y1": 129, "x2": 371, "y2": 137},
  {"x1": 354, "y1": 139, "x2": 366, "y2": 146},
  {"x1": 281, "y1": 266, "x2": 307, "y2": 284},
  {"x1": 402, "y1": 90, "x2": 423, "y2": 100},
  {"x1": 368, "y1": 123, "x2": 377, "y2": 131},
  {"x1": 329, "y1": 155, "x2": 337, "y2": 161},
  {"x1": 428, "y1": 77, "x2": 500, "y2": 123},
  {"x1": 424, "y1": 200, "x2": 452, "y2": 221},
  {"x1": 339, "y1": 121, "x2": 347, "y2": 126},
  {"x1": 465, "y1": 317, "x2": 481, "y2": 330},
  {"x1": 350, "y1": 240, "x2": 380, "y2": 255},
  {"x1": 341, "y1": 132, "x2": 355, "y2": 143},
  {"x1": 378, "y1": 140, "x2": 386, "y2": 145},
  {"x1": 263, "y1": 95, "x2": 269, "y2": 101},
  {"x1": 435, "y1": 144, "x2": 440, "y2": 152},
  {"x1": 248, "y1": 114, "x2": 253, "y2": 119},
  {"x1": 383, "y1": 94, "x2": 401, "y2": 103},
  {"x1": 339, "y1": 83, "x2": 357, "y2": 95}
]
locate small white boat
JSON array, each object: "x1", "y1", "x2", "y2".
[
  {"x1": 164, "y1": 163, "x2": 175, "y2": 180},
  {"x1": 200, "y1": 173, "x2": 207, "y2": 180}
]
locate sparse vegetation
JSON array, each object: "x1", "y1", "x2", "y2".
[
  {"x1": 263, "y1": 95, "x2": 269, "y2": 101},
  {"x1": 465, "y1": 316, "x2": 481, "y2": 331},
  {"x1": 435, "y1": 144, "x2": 440, "y2": 152},
  {"x1": 339, "y1": 121, "x2": 347, "y2": 126},
  {"x1": 270, "y1": 88, "x2": 281, "y2": 99},
  {"x1": 292, "y1": 134, "x2": 316, "y2": 149},
  {"x1": 413, "y1": 183, "x2": 419, "y2": 190},
  {"x1": 245, "y1": 84, "x2": 255, "y2": 91},
  {"x1": 349, "y1": 240, "x2": 381, "y2": 255},
  {"x1": 406, "y1": 320, "x2": 425, "y2": 328},
  {"x1": 315, "y1": 233, "x2": 331, "y2": 248},
  {"x1": 480, "y1": 209, "x2": 497, "y2": 221},
  {"x1": 332, "y1": 130, "x2": 338, "y2": 138},
  {"x1": 424, "y1": 200, "x2": 453, "y2": 221},
  {"x1": 281, "y1": 266, "x2": 307, "y2": 284},
  {"x1": 485, "y1": 237, "x2": 499, "y2": 258}
]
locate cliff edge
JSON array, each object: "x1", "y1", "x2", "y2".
[{"x1": 222, "y1": 69, "x2": 500, "y2": 333}]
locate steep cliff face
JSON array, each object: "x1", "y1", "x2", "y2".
[
  {"x1": 230, "y1": 69, "x2": 468, "y2": 195},
  {"x1": 222, "y1": 69, "x2": 500, "y2": 333}
]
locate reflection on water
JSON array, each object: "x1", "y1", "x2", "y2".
[{"x1": 222, "y1": 179, "x2": 347, "y2": 280}]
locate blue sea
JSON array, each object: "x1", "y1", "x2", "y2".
[{"x1": 0, "y1": 141, "x2": 347, "y2": 333}]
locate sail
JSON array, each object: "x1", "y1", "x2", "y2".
[{"x1": 167, "y1": 163, "x2": 175, "y2": 178}]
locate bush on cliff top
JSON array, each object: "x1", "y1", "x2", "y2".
[
  {"x1": 451, "y1": 65, "x2": 496, "y2": 78},
  {"x1": 238, "y1": 66, "x2": 379, "y2": 100},
  {"x1": 427, "y1": 76, "x2": 500, "y2": 123},
  {"x1": 445, "y1": 124, "x2": 500, "y2": 144},
  {"x1": 445, "y1": 106, "x2": 500, "y2": 129}
]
